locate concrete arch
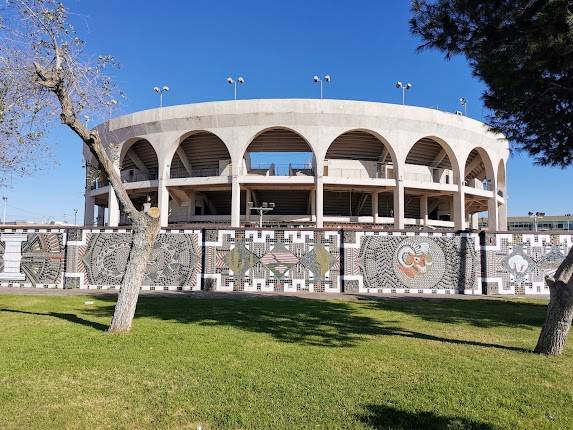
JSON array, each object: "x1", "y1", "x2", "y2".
[
  {"x1": 162, "y1": 129, "x2": 232, "y2": 173},
  {"x1": 239, "y1": 126, "x2": 318, "y2": 172},
  {"x1": 405, "y1": 135, "x2": 462, "y2": 184},
  {"x1": 119, "y1": 137, "x2": 155, "y2": 167},
  {"x1": 119, "y1": 138, "x2": 159, "y2": 182},
  {"x1": 167, "y1": 130, "x2": 232, "y2": 178},
  {"x1": 325, "y1": 128, "x2": 400, "y2": 179},
  {"x1": 463, "y1": 146, "x2": 496, "y2": 188}
]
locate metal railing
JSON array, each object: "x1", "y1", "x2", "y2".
[
  {"x1": 463, "y1": 178, "x2": 492, "y2": 191},
  {"x1": 325, "y1": 161, "x2": 393, "y2": 179},
  {"x1": 404, "y1": 167, "x2": 452, "y2": 184},
  {"x1": 89, "y1": 178, "x2": 109, "y2": 190},
  {"x1": 121, "y1": 170, "x2": 158, "y2": 183},
  {"x1": 243, "y1": 163, "x2": 314, "y2": 176},
  {"x1": 170, "y1": 167, "x2": 222, "y2": 178}
]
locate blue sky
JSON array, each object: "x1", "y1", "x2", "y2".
[{"x1": 4, "y1": 0, "x2": 572, "y2": 223}]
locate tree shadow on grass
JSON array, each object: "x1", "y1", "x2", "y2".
[
  {"x1": 0, "y1": 295, "x2": 537, "y2": 352},
  {"x1": 355, "y1": 296, "x2": 546, "y2": 330},
  {"x1": 80, "y1": 296, "x2": 532, "y2": 351},
  {"x1": 0, "y1": 308, "x2": 108, "y2": 331},
  {"x1": 357, "y1": 404, "x2": 496, "y2": 430}
]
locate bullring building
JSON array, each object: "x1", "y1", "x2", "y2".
[{"x1": 84, "y1": 99, "x2": 508, "y2": 231}]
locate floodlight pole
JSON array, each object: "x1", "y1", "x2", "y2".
[
  {"x1": 395, "y1": 81, "x2": 412, "y2": 105},
  {"x1": 528, "y1": 211, "x2": 545, "y2": 232},
  {"x1": 248, "y1": 202, "x2": 275, "y2": 228},
  {"x1": 153, "y1": 86, "x2": 170, "y2": 108},
  {"x1": 73, "y1": 208, "x2": 78, "y2": 225},
  {"x1": 2, "y1": 196, "x2": 6, "y2": 224},
  {"x1": 227, "y1": 77, "x2": 245, "y2": 100},
  {"x1": 460, "y1": 97, "x2": 468, "y2": 115}
]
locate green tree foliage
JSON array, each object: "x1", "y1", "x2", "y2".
[{"x1": 410, "y1": 0, "x2": 573, "y2": 167}]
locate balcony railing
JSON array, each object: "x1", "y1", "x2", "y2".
[
  {"x1": 170, "y1": 167, "x2": 222, "y2": 178},
  {"x1": 122, "y1": 170, "x2": 158, "y2": 183},
  {"x1": 404, "y1": 167, "x2": 452, "y2": 184},
  {"x1": 243, "y1": 163, "x2": 314, "y2": 176},
  {"x1": 89, "y1": 177, "x2": 109, "y2": 190},
  {"x1": 325, "y1": 161, "x2": 393, "y2": 180},
  {"x1": 463, "y1": 178, "x2": 492, "y2": 191}
]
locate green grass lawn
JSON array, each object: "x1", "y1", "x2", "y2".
[{"x1": 0, "y1": 293, "x2": 571, "y2": 430}]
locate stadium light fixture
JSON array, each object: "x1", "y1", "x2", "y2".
[
  {"x1": 459, "y1": 97, "x2": 468, "y2": 115},
  {"x1": 153, "y1": 85, "x2": 170, "y2": 108},
  {"x1": 313, "y1": 74, "x2": 331, "y2": 99},
  {"x1": 395, "y1": 81, "x2": 412, "y2": 105},
  {"x1": 227, "y1": 76, "x2": 245, "y2": 100}
]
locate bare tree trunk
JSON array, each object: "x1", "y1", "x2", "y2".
[
  {"x1": 108, "y1": 215, "x2": 161, "y2": 333},
  {"x1": 534, "y1": 247, "x2": 573, "y2": 355}
]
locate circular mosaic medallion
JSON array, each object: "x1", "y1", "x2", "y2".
[{"x1": 392, "y1": 237, "x2": 445, "y2": 289}]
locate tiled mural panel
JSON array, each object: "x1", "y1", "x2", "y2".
[
  {"x1": 0, "y1": 228, "x2": 570, "y2": 295},
  {"x1": 66, "y1": 228, "x2": 202, "y2": 291},
  {"x1": 343, "y1": 231, "x2": 480, "y2": 295},
  {"x1": 0, "y1": 229, "x2": 66, "y2": 288},
  {"x1": 481, "y1": 232, "x2": 573, "y2": 295},
  {"x1": 203, "y1": 229, "x2": 341, "y2": 292}
]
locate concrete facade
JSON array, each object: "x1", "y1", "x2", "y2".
[{"x1": 85, "y1": 99, "x2": 509, "y2": 230}]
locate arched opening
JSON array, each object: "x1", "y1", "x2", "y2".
[
  {"x1": 464, "y1": 148, "x2": 496, "y2": 229},
  {"x1": 241, "y1": 128, "x2": 315, "y2": 220},
  {"x1": 404, "y1": 137, "x2": 458, "y2": 226},
  {"x1": 170, "y1": 131, "x2": 231, "y2": 178},
  {"x1": 120, "y1": 139, "x2": 158, "y2": 183},
  {"x1": 325, "y1": 130, "x2": 396, "y2": 179},
  {"x1": 242, "y1": 128, "x2": 314, "y2": 176}
]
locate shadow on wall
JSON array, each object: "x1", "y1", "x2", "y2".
[
  {"x1": 1, "y1": 295, "x2": 538, "y2": 352},
  {"x1": 357, "y1": 404, "x2": 496, "y2": 430}
]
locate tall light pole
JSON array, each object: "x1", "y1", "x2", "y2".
[
  {"x1": 2, "y1": 196, "x2": 6, "y2": 224},
  {"x1": 106, "y1": 99, "x2": 117, "y2": 120},
  {"x1": 528, "y1": 211, "x2": 545, "y2": 232},
  {"x1": 227, "y1": 76, "x2": 245, "y2": 100},
  {"x1": 395, "y1": 81, "x2": 412, "y2": 105},
  {"x1": 313, "y1": 75, "x2": 331, "y2": 99},
  {"x1": 153, "y1": 85, "x2": 170, "y2": 107},
  {"x1": 73, "y1": 208, "x2": 78, "y2": 225},
  {"x1": 459, "y1": 97, "x2": 468, "y2": 115}
]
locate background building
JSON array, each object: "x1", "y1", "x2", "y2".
[
  {"x1": 84, "y1": 99, "x2": 509, "y2": 230},
  {"x1": 479, "y1": 214, "x2": 573, "y2": 231}
]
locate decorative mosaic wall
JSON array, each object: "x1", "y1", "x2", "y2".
[
  {"x1": 65, "y1": 228, "x2": 202, "y2": 291},
  {"x1": 480, "y1": 232, "x2": 573, "y2": 295},
  {"x1": 0, "y1": 228, "x2": 570, "y2": 295},
  {"x1": 343, "y1": 231, "x2": 480, "y2": 295},
  {"x1": 203, "y1": 229, "x2": 341, "y2": 292},
  {"x1": 0, "y1": 229, "x2": 65, "y2": 288}
]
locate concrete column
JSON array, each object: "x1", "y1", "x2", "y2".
[
  {"x1": 471, "y1": 212, "x2": 480, "y2": 229},
  {"x1": 107, "y1": 188, "x2": 120, "y2": 227},
  {"x1": 420, "y1": 194, "x2": 428, "y2": 226},
  {"x1": 316, "y1": 179, "x2": 324, "y2": 228},
  {"x1": 245, "y1": 189, "x2": 252, "y2": 222},
  {"x1": 231, "y1": 175, "x2": 241, "y2": 227},
  {"x1": 187, "y1": 190, "x2": 196, "y2": 221},
  {"x1": 372, "y1": 192, "x2": 379, "y2": 224},
  {"x1": 498, "y1": 198, "x2": 507, "y2": 230},
  {"x1": 84, "y1": 194, "x2": 95, "y2": 226},
  {"x1": 393, "y1": 180, "x2": 404, "y2": 229},
  {"x1": 97, "y1": 205, "x2": 105, "y2": 226},
  {"x1": 453, "y1": 185, "x2": 465, "y2": 230},
  {"x1": 158, "y1": 183, "x2": 170, "y2": 227},
  {"x1": 488, "y1": 193, "x2": 499, "y2": 231},
  {"x1": 310, "y1": 190, "x2": 316, "y2": 222}
]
